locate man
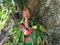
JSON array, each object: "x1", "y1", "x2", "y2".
[
  {"x1": 19, "y1": 7, "x2": 47, "y2": 45},
  {"x1": 21, "y1": 8, "x2": 33, "y2": 45}
]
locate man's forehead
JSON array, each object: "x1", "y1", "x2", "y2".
[{"x1": 23, "y1": 8, "x2": 30, "y2": 12}]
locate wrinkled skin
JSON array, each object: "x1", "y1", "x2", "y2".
[
  {"x1": 22, "y1": 8, "x2": 32, "y2": 43},
  {"x1": 22, "y1": 8, "x2": 31, "y2": 29},
  {"x1": 23, "y1": 8, "x2": 31, "y2": 19}
]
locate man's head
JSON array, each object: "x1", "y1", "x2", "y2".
[{"x1": 22, "y1": 8, "x2": 31, "y2": 19}]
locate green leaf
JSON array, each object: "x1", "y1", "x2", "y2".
[
  {"x1": 5, "y1": 42, "x2": 12, "y2": 45},
  {"x1": 39, "y1": 25, "x2": 47, "y2": 32},
  {"x1": 0, "y1": 11, "x2": 5, "y2": 17},
  {"x1": 32, "y1": 25, "x2": 37, "y2": 29}
]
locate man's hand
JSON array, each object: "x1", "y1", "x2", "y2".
[
  {"x1": 22, "y1": 8, "x2": 31, "y2": 29},
  {"x1": 25, "y1": 17, "x2": 30, "y2": 29}
]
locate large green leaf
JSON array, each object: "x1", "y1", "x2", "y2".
[
  {"x1": 0, "y1": 11, "x2": 5, "y2": 17},
  {"x1": 13, "y1": 24, "x2": 24, "y2": 43},
  {"x1": 39, "y1": 25, "x2": 47, "y2": 32}
]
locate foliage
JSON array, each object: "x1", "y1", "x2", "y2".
[
  {"x1": 12, "y1": 20, "x2": 24, "y2": 44},
  {"x1": 14, "y1": 0, "x2": 28, "y2": 7},
  {"x1": 0, "y1": 8, "x2": 8, "y2": 30},
  {"x1": 12, "y1": 18, "x2": 47, "y2": 45},
  {"x1": 4, "y1": 42, "x2": 12, "y2": 45},
  {"x1": 0, "y1": 0, "x2": 17, "y2": 30},
  {"x1": 0, "y1": 0, "x2": 47, "y2": 45}
]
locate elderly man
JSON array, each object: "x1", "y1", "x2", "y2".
[{"x1": 19, "y1": 7, "x2": 47, "y2": 45}]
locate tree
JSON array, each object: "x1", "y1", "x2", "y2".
[
  {"x1": 15, "y1": 0, "x2": 60, "y2": 34},
  {"x1": 0, "y1": 0, "x2": 60, "y2": 45},
  {"x1": 14, "y1": 0, "x2": 60, "y2": 44}
]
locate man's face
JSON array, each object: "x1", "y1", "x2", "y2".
[{"x1": 23, "y1": 8, "x2": 31, "y2": 19}]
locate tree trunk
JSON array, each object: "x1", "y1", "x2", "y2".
[{"x1": 16, "y1": 0, "x2": 60, "y2": 38}]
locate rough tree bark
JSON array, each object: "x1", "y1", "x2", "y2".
[{"x1": 16, "y1": 0, "x2": 60, "y2": 37}]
